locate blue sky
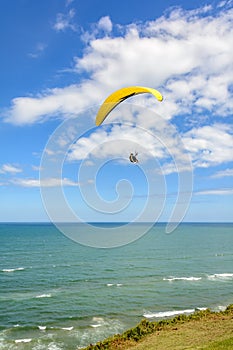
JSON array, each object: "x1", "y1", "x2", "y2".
[{"x1": 0, "y1": 0, "x2": 232, "y2": 223}]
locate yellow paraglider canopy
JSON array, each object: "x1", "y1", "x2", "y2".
[{"x1": 95, "y1": 86, "x2": 163, "y2": 126}]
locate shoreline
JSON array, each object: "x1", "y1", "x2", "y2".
[{"x1": 82, "y1": 304, "x2": 233, "y2": 350}]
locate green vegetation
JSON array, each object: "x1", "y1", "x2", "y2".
[{"x1": 82, "y1": 305, "x2": 233, "y2": 350}]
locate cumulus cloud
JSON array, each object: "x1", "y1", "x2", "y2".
[
  {"x1": 217, "y1": 0, "x2": 233, "y2": 9},
  {"x1": 53, "y1": 9, "x2": 76, "y2": 32},
  {"x1": 81, "y1": 16, "x2": 113, "y2": 43},
  {"x1": 0, "y1": 164, "x2": 22, "y2": 174},
  {"x1": 68, "y1": 124, "x2": 166, "y2": 161},
  {"x1": 3, "y1": 2, "x2": 233, "y2": 176},
  {"x1": 67, "y1": 117, "x2": 193, "y2": 176},
  {"x1": 4, "y1": 3, "x2": 233, "y2": 126},
  {"x1": 4, "y1": 84, "x2": 104, "y2": 125},
  {"x1": 66, "y1": 118, "x2": 233, "y2": 173},
  {"x1": 183, "y1": 123, "x2": 233, "y2": 167},
  {"x1": 97, "y1": 16, "x2": 113, "y2": 33},
  {"x1": 75, "y1": 5, "x2": 233, "y2": 118}
]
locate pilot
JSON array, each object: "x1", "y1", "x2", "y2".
[{"x1": 129, "y1": 152, "x2": 139, "y2": 163}]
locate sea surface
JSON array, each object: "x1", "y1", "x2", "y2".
[{"x1": 0, "y1": 223, "x2": 233, "y2": 349}]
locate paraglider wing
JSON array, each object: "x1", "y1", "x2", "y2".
[{"x1": 95, "y1": 86, "x2": 163, "y2": 126}]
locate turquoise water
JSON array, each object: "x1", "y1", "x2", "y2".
[{"x1": 0, "y1": 223, "x2": 233, "y2": 349}]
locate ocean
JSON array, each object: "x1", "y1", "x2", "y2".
[{"x1": 0, "y1": 223, "x2": 232, "y2": 349}]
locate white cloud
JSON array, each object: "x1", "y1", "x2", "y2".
[
  {"x1": 28, "y1": 42, "x2": 47, "y2": 58},
  {"x1": 4, "y1": 84, "x2": 104, "y2": 125},
  {"x1": 97, "y1": 16, "x2": 112, "y2": 33},
  {"x1": 32, "y1": 165, "x2": 41, "y2": 171},
  {"x1": 196, "y1": 188, "x2": 233, "y2": 195},
  {"x1": 0, "y1": 164, "x2": 22, "y2": 174},
  {"x1": 81, "y1": 16, "x2": 113, "y2": 43},
  {"x1": 67, "y1": 119, "x2": 193, "y2": 176},
  {"x1": 66, "y1": 0, "x2": 74, "y2": 6},
  {"x1": 68, "y1": 123, "x2": 171, "y2": 162},
  {"x1": 77, "y1": 6, "x2": 233, "y2": 90},
  {"x1": 211, "y1": 168, "x2": 233, "y2": 178},
  {"x1": 183, "y1": 123, "x2": 233, "y2": 168},
  {"x1": 3, "y1": 2, "x2": 233, "y2": 173},
  {"x1": 4, "y1": 3, "x2": 233, "y2": 126},
  {"x1": 53, "y1": 9, "x2": 76, "y2": 32},
  {"x1": 11, "y1": 177, "x2": 78, "y2": 187},
  {"x1": 217, "y1": 0, "x2": 233, "y2": 9}
]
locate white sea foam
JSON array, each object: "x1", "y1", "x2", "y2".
[
  {"x1": 143, "y1": 308, "x2": 199, "y2": 319},
  {"x1": 214, "y1": 305, "x2": 227, "y2": 312},
  {"x1": 91, "y1": 317, "x2": 109, "y2": 328},
  {"x1": 163, "y1": 276, "x2": 202, "y2": 282},
  {"x1": 106, "y1": 283, "x2": 123, "y2": 287},
  {"x1": 92, "y1": 317, "x2": 105, "y2": 323},
  {"x1": 208, "y1": 273, "x2": 233, "y2": 280},
  {"x1": 15, "y1": 338, "x2": 32, "y2": 343},
  {"x1": 32, "y1": 341, "x2": 63, "y2": 350},
  {"x1": 75, "y1": 318, "x2": 124, "y2": 349},
  {"x1": 35, "y1": 293, "x2": 52, "y2": 298},
  {"x1": 47, "y1": 343, "x2": 63, "y2": 350},
  {"x1": 38, "y1": 325, "x2": 47, "y2": 330},
  {"x1": 61, "y1": 326, "x2": 73, "y2": 331},
  {"x1": 91, "y1": 324, "x2": 102, "y2": 328},
  {"x1": 2, "y1": 267, "x2": 25, "y2": 273}
]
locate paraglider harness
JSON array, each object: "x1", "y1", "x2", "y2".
[{"x1": 129, "y1": 152, "x2": 138, "y2": 163}]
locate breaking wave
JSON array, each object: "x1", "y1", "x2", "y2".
[
  {"x1": 2, "y1": 267, "x2": 25, "y2": 273},
  {"x1": 143, "y1": 307, "x2": 206, "y2": 319},
  {"x1": 163, "y1": 276, "x2": 202, "y2": 282},
  {"x1": 207, "y1": 273, "x2": 233, "y2": 281}
]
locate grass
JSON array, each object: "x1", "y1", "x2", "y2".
[{"x1": 81, "y1": 304, "x2": 233, "y2": 350}]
